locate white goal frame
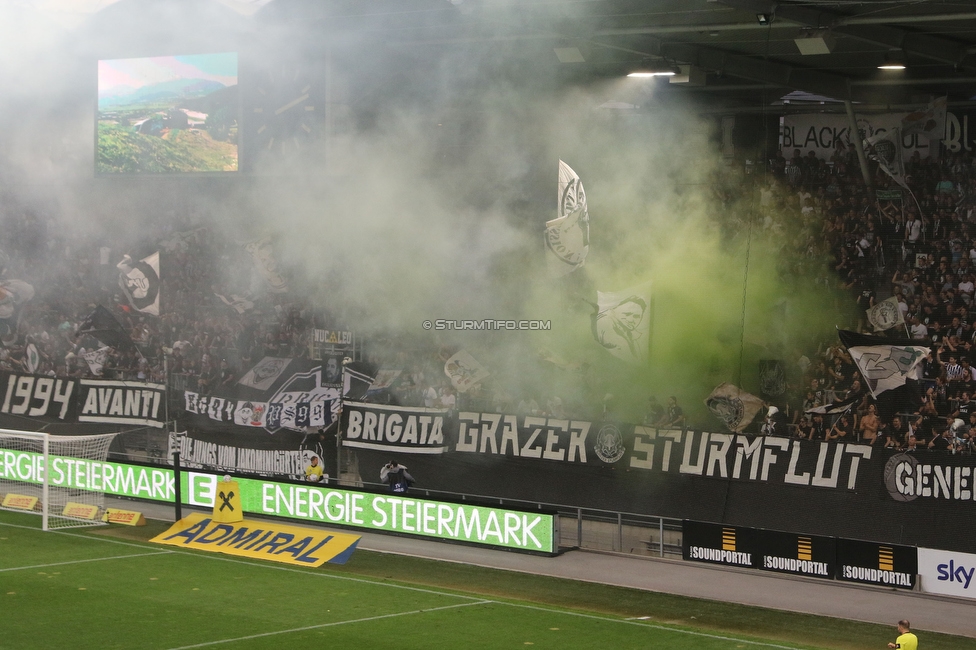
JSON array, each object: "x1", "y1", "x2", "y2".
[{"x1": 0, "y1": 428, "x2": 117, "y2": 531}]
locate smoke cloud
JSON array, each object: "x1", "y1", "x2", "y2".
[{"x1": 0, "y1": 1, "x2": 848, "y2": 425}]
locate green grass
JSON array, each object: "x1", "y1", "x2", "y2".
[
  {"x1": 0, "y1": 510, "x2": 972, "y2": 650},
  {"x1": 96, "y1": 123, "x2": 236, "y2": 173}
]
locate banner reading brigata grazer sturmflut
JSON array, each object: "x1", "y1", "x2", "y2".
[{"x1": 341, "y1": 402, "x2": 449, "y2": 454}]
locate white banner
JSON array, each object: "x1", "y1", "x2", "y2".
[
  {"x1": 117, "y1": 251, "x2": 160, "y2": 316},
  {"x1": 545, "y1": 160, "x2": 589, "y2": 276},
  {"x1": 866, "y1": 296, "x2": 905, "y2": 332},
  {"x1": 918, "y1": 547, "x2": 976, "y2": 599},
  {"x1": 594, "y1": 282, "x2": 652, "y2": 364},
  {"x1": 783, "y1": 112, "x2": 933, "y2": 161},
  {"x1": 444, "y1": 349, "x2": 490, "y2": 393}
]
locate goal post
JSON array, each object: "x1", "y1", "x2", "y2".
[{"x1": 0, "y1": 429, "x2": 117, "y2": 531}]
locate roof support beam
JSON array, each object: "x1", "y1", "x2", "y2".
[{"x1": 717, "y1": 0, "x2": 972, "y2": 67}]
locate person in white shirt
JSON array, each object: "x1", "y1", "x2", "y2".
[{"x1": 910, "y1": 317, "x2": 928, "y2": 340}]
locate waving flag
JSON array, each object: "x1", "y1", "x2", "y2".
[
  {"x1": 545, "y1": 160, "x2": 590, "y2": 276},
  {"x1": 902, "y1": 96, "x2": 947, "y2": 142},
  {"x1": 444, "y1": 350, "x2": 490, "y2": 393},
  {"x1": 82, "y1": 346, "x2": 111, "y2": 376},
  {"x1": 78, "y1": 305, "x2": 137, "y2": 353},
  {"x1": 593, "y1": 283, "x2": 652, "y2": 364},
  {"x1": 864, "y1": 129, "x2": 908, "y2": 189},
  {"x1": 866, "y1": 296, "x2": 905, "y2": 332},
  {"x1": 705, "y1": 383, "x2": 765, "y2": 433},
  {"x1": 117, "y1": 251, "x2": 160, "y2": 316},
  {"x1": 838, "y1": 330, "x2": 929, "y2": 398}
]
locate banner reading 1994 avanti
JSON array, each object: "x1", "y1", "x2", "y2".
[{"x1": 0, "y1": 448, "x2": 555, "y2": 554}]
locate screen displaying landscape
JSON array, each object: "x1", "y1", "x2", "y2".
[{"x1": 97, "y1": 52, "x2": 239, "y2": 173}]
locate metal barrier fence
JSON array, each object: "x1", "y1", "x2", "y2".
[{"x1": 348, "y1": 476, "x2": 684, "y2": 558}]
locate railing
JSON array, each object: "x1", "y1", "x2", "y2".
[{"x1": 348, "y1": 476, "x2": 683, "y2": 558}]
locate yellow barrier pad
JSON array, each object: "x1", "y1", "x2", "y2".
[
  {"x1": 62, "y1": 502, "x2": 99, "y2": 519},
  {"x1": 2, "y1": 494, "x2": 38, "y2": 510},
  {"x1": 151, "y1": 513, "x2": 360, "y2": 566},
  {"x1": 102, "y1": 508, "x2": 146, "y2": 526}
]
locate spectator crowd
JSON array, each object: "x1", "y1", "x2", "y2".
[{"x1": 1, "y1": 130, "x2": 975, "y2": 455}]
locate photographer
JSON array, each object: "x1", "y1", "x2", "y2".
[{"x1": 380, "y1": 460, "x2": 414, "y2": 494}]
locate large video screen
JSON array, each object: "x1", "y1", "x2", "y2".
[{"x1": 97, "y1": 52, "x2": 239, "y2": 173}]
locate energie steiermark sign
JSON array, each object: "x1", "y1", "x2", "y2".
[{"x1": 0, "y1": 448, "x2": 555, "y2": 553}]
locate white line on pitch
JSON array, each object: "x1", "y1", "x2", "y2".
[
  {"x1": 0, "y1": 520, "x2": 483, "y2": 601},
  {"x1": 491, "y1": 600, "x2": 802, "y2": 649},
  {"x1": 0, "y1": 550, "x2": 173, "y2": 573},
  {"x1": 0, "y1": 521, "x2": 161, "y2": 550},
  {"x1": 0, "y1": 519, "x2": 804, "y2": 648},
  {"x1": 165, "y1": 600, "x2": 493, "y2": 649}
]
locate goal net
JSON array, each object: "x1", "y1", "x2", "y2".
[{"x1": 0, "y1": 429, "x2": 117, "y2": 530}]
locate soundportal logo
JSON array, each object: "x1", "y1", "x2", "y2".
[{"x1": 594, "y1": 424, "x2": 626, "y2": 464}]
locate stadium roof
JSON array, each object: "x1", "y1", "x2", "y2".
[{"x1": 32, "y1": 0, "x2": 976, "y2": 112}]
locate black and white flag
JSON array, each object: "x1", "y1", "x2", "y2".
[
  {"x1": 82, "y1": 346, "x2": 111, "y2": 376},
  {"x1": 838, "y1": 330, "x2": 929, "y2": 398},
  {"x1": 866, "y1": 296, "x2": 904, "y2": 332},
  {"x1": 901, "y1": 96, "x2": 947, "y2": 142},
  {"x1": 705, "y1": 383, "x2": 765, "y2": 433},
  {"x1": 444, "y1": 350, "x2": 490, "y2": 393},
  {"x1": 593, "y1": 283, "x2": 652, "y2": 364},
  {"x1": 237, "y1": 357, "x2": 290, "y2": 391},
  {"x1": 117, "y1": 251, "x2": 160, "y2": 316},
  {"x1": 78, "y1": 305, "x2": 137, "y2": 353},
  {"x1": 545, "y1": 160, "x2": 590, "y2": 276},
  {"x1": 864, "y1": 129, "x2": 908, "y2": 189},
  {"x1": 243, "y1": 236, "x2": 288, "y2": 293}
]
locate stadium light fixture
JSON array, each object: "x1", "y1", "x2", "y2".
[
  {"x1": 627, "y1": 64, "x2": 678, "y2": 78},
  {"x1": 878, "y1": 52, "x2": 907, "y2": 70}
]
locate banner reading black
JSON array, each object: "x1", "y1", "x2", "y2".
[
  {"x1": 836, "y1": 538, "x2": 917, "y2": 589},
  {"x1": 682, "y1": 521, "x2": 758, "y2": 569}
]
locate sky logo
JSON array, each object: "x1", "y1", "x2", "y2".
[{"x1": 936, "y1": 560, "x2": 974, "y2": 589}]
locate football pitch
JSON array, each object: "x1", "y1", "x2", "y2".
[{"x1": 1, "y1": 510, "x2": 973, "y2": 650}]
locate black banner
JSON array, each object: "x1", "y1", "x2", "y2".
[
  {"x1": 181, "y1": 358, "x2": 340, "y2": 435},
  {"x1": 0, "y1": 372, "x2": 165, "y2": 428},
  {"x1": 755, "y1": 528, "x2": 836, "y2": 579},
  {"x1": 348, "y1": 422, "x2": 976, "y2": 554},
  {"x1": 342, "y1": 402, "x2": 450, "y2": 454},
  {"x1": 171, "y1": 427, "x2": 336, "y2": 481},
  {"x1": 682, "y1": 521, "x2": 758, "y2": 568},
  {"x1": 836, "y1": 538, "x2": 917, "y2": 589}
]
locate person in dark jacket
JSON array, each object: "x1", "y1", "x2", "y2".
[{"x1": 380, "y1": 460, "x2": 415, "y2": 493}]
